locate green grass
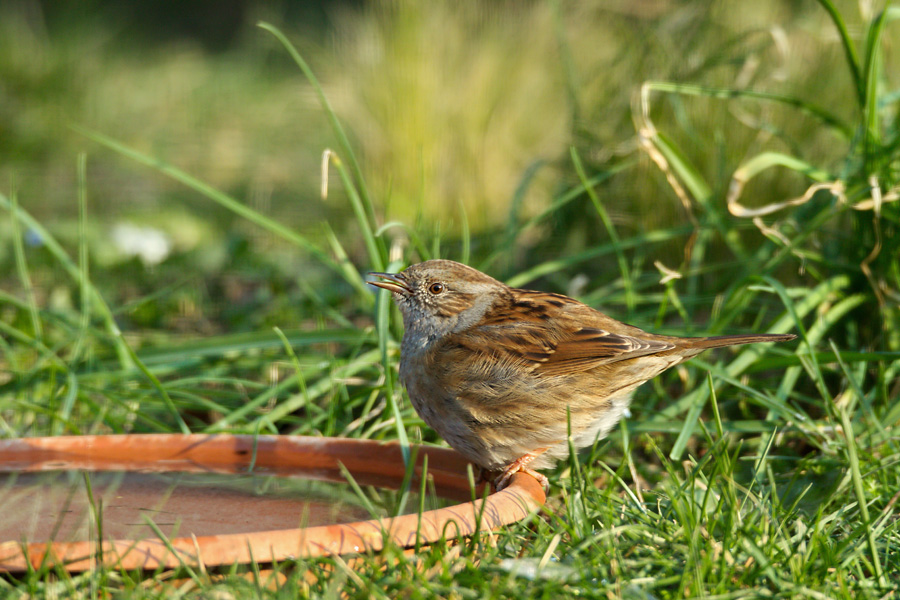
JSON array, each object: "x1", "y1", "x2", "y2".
[{"x1": 2, "y1": 1, "x2": 900, "y2": 598}]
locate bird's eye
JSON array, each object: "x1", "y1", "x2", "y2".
[{"x1": 428, "y1": 282, "x2": 445, "y2": 295}]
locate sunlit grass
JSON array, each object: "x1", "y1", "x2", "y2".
[{"x1": 1, "y1": 0, "x2": 899, "y2": 597}]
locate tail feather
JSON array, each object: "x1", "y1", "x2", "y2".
[{"x1": 683, "y1": 333, "x2": 796, "y2": 350}]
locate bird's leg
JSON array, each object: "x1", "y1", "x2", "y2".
[
  {"x1": 495, "y1": 449, "x2": 549, "y2": 491},
  {"x1": 475, "y1": 466, "x2": 491, "y2": 485}
]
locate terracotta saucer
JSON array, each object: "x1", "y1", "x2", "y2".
[{"x1": 0, "y1": 434, "x2": 545, "y2": 572}]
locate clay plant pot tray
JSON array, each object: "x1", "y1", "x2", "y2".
[{"x1": 0, "y1": 434, "x2": 545, "y2": 573}]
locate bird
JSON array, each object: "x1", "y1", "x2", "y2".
[{"x1": 369, "y1": 259, "x2": 795, "y2": 490}]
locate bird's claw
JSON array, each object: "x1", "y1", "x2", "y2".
[
  {"x1": 494, "y1": 449, "x2": 550, "y2": 491},
  {"x1": 495, "y1": 467, "x2": 549, "y2": 491}
]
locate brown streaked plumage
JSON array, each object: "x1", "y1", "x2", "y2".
[{"x1": 369, "y1": 259, "x2": 795, "y2": 490}]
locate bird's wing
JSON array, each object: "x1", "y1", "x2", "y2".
[
  {"x1": 440, "y1": 292, "x2": 675, "y2": 377},
  {"x1": 526, "y1": 326, "x2": 674, "y2": 375},
  {"x1": 451, "y1": 324, "x2": 674, "y2": 376}
]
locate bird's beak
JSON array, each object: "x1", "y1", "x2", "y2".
[{"x1": 368, "y1": 271, "x2": 410, "y2": 294}]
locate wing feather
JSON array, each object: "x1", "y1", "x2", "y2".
[{"x1": 437, "y1": 288, "x2": 676, "y2": 377}]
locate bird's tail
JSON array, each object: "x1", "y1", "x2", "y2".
[{"x1": 683, "y1": 333, "x2": 796, "y2": 349}]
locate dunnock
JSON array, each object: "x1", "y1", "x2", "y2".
[{"x1": 370, "y1": 260, "x2": 795, "y2": 490}]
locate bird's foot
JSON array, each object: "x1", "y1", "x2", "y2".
[{"x1": 495, "y1": 450, "x2": 549, "y2": 491}]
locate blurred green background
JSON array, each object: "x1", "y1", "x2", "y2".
[{"x1": 5, "y1": 0, "x2": 893, "y2": 337}]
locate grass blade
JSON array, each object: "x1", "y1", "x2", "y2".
[
  {"x1": 72, "y1": 126, "x2": 347, "y2": 280},
  {"x1": 258, "y1": 22, "x2": 380, "y2": 235},
  {"x1": 835, "y1": 381, "x2": 887, "y2": 587},
  {"x1": 9, "y1": 187, "x2": 43, "y2": 340},
  {"x1": 569, "y1": 147, "x2": 635, "y2": 313},
  {"x1": 814, "y1": 0, "x2": 864, "y2": 106},
  {"x1": 642, "y1": 81, "x2": 850, "y2": 137}
]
